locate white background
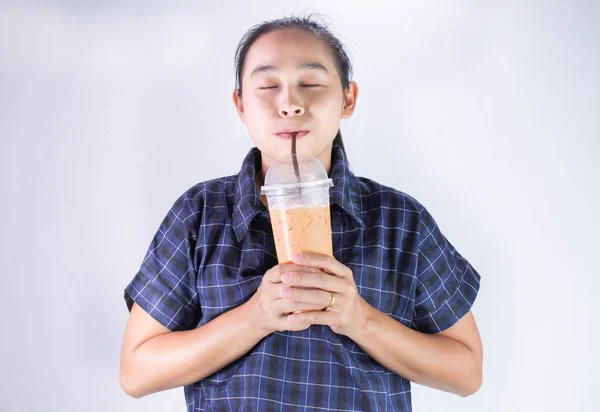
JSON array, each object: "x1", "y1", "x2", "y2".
[{"x1": 1, "y1": 1, "x2": 598, "y2": 411}]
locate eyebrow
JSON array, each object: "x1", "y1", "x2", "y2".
[{"x1": 250, "y1": 63, "x2": 329, "y2": 78}]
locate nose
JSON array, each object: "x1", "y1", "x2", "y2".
[
  {"x1": 278, "y1": 90, "x2": 305, "y2": 117},
  {"x1": 279, "y1": 106, "x2": 304, "y2": 117}
]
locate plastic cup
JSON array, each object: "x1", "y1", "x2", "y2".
[{"x1": 260, "y1": 153, "x2": 334, "y2": 264}]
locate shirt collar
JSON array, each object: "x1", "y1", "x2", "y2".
[
  {"x1": 232, "y1": 145, "x2": 364, "y2": 243},
  {"x1": 328, "y1": 145, "x2": 365, "y2": 229},
  {"x1": 232, "y1": 148, "x2": 265, "y2": 243}
]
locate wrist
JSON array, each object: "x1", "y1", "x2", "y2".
[
  {"x1": 347, "y1": 296, "x2": 375, "y2": 343},
  {"x1": 239, "y1": 298, "x2": 272, "y2": 339}
]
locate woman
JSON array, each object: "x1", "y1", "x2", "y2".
[{"x1": 120, "y1": 15, "x2": 483, "y2": 411}]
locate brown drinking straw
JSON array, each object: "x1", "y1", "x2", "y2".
[{"x1": 291, "y1": 132, "x2": 301, "y2": 183}]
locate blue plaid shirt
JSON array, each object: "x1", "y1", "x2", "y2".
[{"x1": 124, "y1": 145, "x2": 481, "y2": 411}]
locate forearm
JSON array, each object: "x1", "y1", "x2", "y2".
[
  {"x1": 122, "y1": 302, "x2": 265, "y2": 398},
  {"x1": 349, "y1": 300, "x2": 481, "y2": 397}
]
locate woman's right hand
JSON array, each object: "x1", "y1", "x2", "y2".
[{"x1": 245, "y1": 263, "x2": 328, "y2": 335}]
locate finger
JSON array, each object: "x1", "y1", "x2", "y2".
[
  {"x1": 264, "y1": 263, "x2": 316, "y2": 283},
  {"x1": 273, "y1": 298, "x2": 324, "y2": 314},
  {"x1": 287, "y1": 302, "x2": 329, "y2": 313},
  {"x1": 280, "y1": 271, "x2": 345, "y2": 292},
  {"x1": 277, "y1": 317, "x2": 312, "y2": 332},
  {"x1": 281, "y1": 286, "x2": 333, "y2": 308},
  {"x1": 287, "y1": 309, "x2": 335, "y2": 326},
  {"x1": 291, "y1": 253, "x2": 352, "y2": 278}
]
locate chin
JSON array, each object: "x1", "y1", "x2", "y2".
[{"x1": 254, "y1": 134, "x2": 328, "y2": 162}]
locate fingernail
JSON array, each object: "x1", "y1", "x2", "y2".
[
  {"x1": 281, "y1": 272, "x2": 292, "y2": 283},
  {"x1": 291, "y1": 253, "x2": 303, "y2": 262},
  {"x1": 281, "y1": 287, "x2": 291, "y2": 297}
]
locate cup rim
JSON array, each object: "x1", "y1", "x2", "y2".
[{"x1": 260, "y1": 178, "x2": 333, "y2": 196}]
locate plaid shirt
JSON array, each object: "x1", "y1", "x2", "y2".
[{"x1": 124, "y1": 145, "x2": 481, "y2": 411}]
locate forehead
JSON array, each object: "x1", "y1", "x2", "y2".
[{"x1": 244, "y1": 28, "x2": 335, "y2": 75}]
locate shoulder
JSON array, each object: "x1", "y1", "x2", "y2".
[
  {"x1": 168, "y1": 174, "x2": 238, "y2": 223},
  {"x1": 355, "y1": 176, "x2": 426, "y2": 218}
]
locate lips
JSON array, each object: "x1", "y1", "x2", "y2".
[{"x1": 276, "y1": 131, "x2": 309, "y2": 139}]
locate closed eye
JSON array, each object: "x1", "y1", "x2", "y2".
[{"x1": 259, "y1": 85, "x2": 321, "y2": 89}]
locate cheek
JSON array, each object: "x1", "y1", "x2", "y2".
[
  {"x1": 242, "y1": 98, "x2": 272, "y2": 142},
  {"x1": 245, "y1": 96, "x2": 273, "y2": 119},
  {"x1": 310, "y1": 95, "x2": 343, "y2": 120}
]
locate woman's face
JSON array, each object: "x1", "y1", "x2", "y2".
[{"x1": 233, "y1": 28, "x2": 357, "y2": 174}]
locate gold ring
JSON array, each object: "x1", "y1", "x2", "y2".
[{"x1": 324, "y1": 292, "x2": 335, "y2": 311}]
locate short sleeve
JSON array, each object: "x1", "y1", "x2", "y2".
[
  {"x1": 124, "y1": 192, "x2": 201, "y2": 331},
  {"x1": 411, "y1": 206, "x2": 481, "y2": 334}
]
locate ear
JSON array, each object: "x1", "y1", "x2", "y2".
[
  {"x1": 341, "y1": 81, "x2": 359, "y2": 119},
  {"x1": 232, "y1": 89, "x2": 245, "y2": 123}
]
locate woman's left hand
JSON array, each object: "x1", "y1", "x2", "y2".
[{"x1": 280, "y1": 252, "x2": 371, "y2": 338}]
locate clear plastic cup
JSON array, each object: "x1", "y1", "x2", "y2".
[{"x1": 260, "y1": 153, "x2": 334, "y2": 264}]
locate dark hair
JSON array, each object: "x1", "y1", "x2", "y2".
[{"x1": 234, "y1": 14, "x2": 352, "y2": 157}]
